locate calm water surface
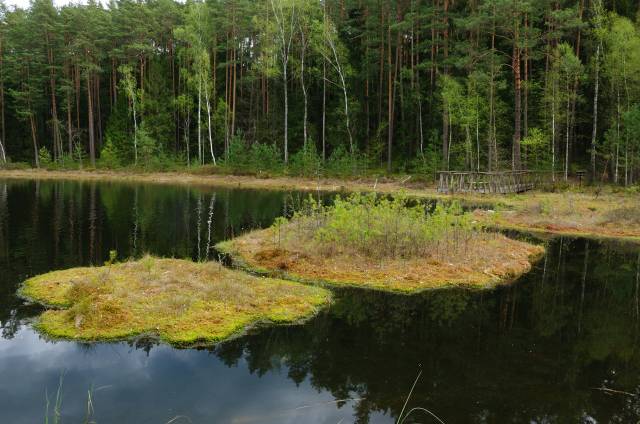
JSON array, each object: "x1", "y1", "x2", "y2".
[{"x1": 1, "y1": 179, "x2": 639, "y2": 423}]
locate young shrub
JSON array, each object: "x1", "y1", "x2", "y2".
[
  {"x1": 73, "y1": 141, "x2": 86, "y2": 168},
  {"x1": 285, "y1": 193, "x2": 482, "y2": 260},
  {"x1": 99, "y1": 138, "x2": 121, "y2": 169},
  {"x1": 38, "y1": 146, "x2": 52, "y2": 167},
  {"x1": 225, "y1": 136, "x2": 250, "y2": 172},
  {"x1": 137, "y1": 125, "x2": 159, "y2": 169},
  {"x1": 289, "y1": 143, "x2": 322, "y2": 177},
  {"x1": 248, "y1": 143, "x2": 282, "y2": 174},
  {"x1": 325, "y1": 145, "x2": 365, "y2": 177}
]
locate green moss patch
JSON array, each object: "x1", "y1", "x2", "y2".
[{"x1": 20, "y1": 256, "x2": 331, "y2": 346}]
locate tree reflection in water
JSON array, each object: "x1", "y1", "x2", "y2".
[{"x1": 0, "y1": 180, "x2": 639, "y2": 423}]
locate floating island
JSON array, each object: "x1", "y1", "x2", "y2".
[
  {"x1": 20, "y1": 256, "x2": 331, "y2": 346},
  {"x1": 217, "y1": 195, "x2": 545, "y2": 293}
]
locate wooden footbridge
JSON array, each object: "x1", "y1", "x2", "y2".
[{"x1": 437, "y1": 171, "x2": 555, "y2": 194}]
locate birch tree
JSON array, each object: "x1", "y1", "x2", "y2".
[
  {"x1": 119, "y1": 65, "x2": 139, "y2": 165},
  {"x1": 268, "y1": 0, "x2": 297, "y2": 164},
  {"x1": 317, "y1": 15, "x2": 353, "y2": 154}
]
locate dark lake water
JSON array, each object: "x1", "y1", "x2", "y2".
[{"x1": 1, "y1": 179, "x2": 640, "y2": 423}]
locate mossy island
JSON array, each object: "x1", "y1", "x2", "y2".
[
  {"x1": 19, "y1": 256, "x2": 331, "y2": 346},
  {"x1": 217, "y1": 193, "x2": 545, "y2": 293}
]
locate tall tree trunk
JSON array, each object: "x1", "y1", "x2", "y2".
[
  {"x1": 0, "y1": 135, "x2": 5, "y2": 164},
  {"x1": 569, "y1": 0, "x2": 585, "y2": 156},
  {"x1": 30, "y1": 113, "x2": 39, "y2": 168},
  {"x1": 565, "y1": 80, "x2": 570, "y2": 181},
  {"x1": 378, "y1": 2, "x2": 384, "y2": 129},
  {"x1": 488, "y1": 2, "x2": 497, "y2": 171},
  {"x1": 442, "y1": 0, "x2": 450, "y2": 170},
  {"x1": 46, "y1": 34, "x2": 61, "y2": 162},
  {"x1": 86, "y1": 71, "x2": 95, "y2": 167},
  {"x1": 205, "y1": 78, "x2": 216, "y2": 165},
  {"x1": 197, "y1": 76, "x2": 202, "y2": 165},
  {"x1": 66, "y1": 73, "x2": 73, "y2": 156},
  {"x1": 224, "y1": 48, "x2": 230, "y2": 160},
  {"x1": 112, "y1": 58, "x2": 117, "y2": 107},
  {"x1": 132, "y1": 90, "x2": 138, "y2": 166},
  {"x1": 551, "y1": 75, "x2": 556, "y2": 181},
  {"x1": 615, "y1": 85, "x2": 620, "y2": 184},
  {"x1": 184, "y1": 111, "x2": 190, "y2": 165},
  {"x1": 326, "y1": 31, "x2": 354, "y2": 155},
  {"x1": 512, "y1": 35, "x2": 522, "y2": 170},
  {"x1": 231, "y1": 40, "x2": 237, "y2": 139},
  {"x1": 322, "y1": 60, "x2": 326, "y2": 162},
  {"x1": 591, "y1": 43, "x2": 600, "y2": 180},
  {"x1": 65, "y1": 61, "x2": 73, "y2": 155},
  {"x1": 523, "y1": 14, "x2": 529, "y2": 139},
  {"x1": 96, "y1": 76, "x2": 102, "y2": 149},
  {"x1": 0, "y1": 34, "x2": 4, "y2": 155},
  {"x1": 283, "y1": 62, "x2": 289, "y2": 164},
  {"x1": 387, "y1": 9, "x2": 393, "y2": 172},
  {"x1": 75, "y1": 65, "x2": 80, "y2": 130},
  {"x1": 300, "y1": 31, "x2": 308, "y2": 148}
]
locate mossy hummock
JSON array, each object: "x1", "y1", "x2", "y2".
[
  {"x1": 20, "y1": 256, "x2": 331, "y2": 346},
  {"x1": 216, "y1": 228, "x2": 545, "y2": 294}
]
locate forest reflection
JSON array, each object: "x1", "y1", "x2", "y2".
[
  {"x1": 1, "y1": 179, "x2": 640, "y2": 423},
  {"x1": 0, "y1": 179, "x2": 314, "y2": 336},
  {"x1": 204, "y1": 238, "x2": 640, "y2": 422}
]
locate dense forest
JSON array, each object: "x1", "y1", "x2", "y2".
[{"x1": 0, "y1": 0, "x2": 639, "y2": 182}]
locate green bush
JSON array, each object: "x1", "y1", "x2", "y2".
[
  {"x1": 99, "y1": 139, "x2": 121, "y2": 168},
  {"x1": 38, "y1": 146, "x2": 52, "y2": 167},
  {"x1": 226, "y1": 136, "x2": 249, "y2": 170},
  {"x1": 222, "y1": 138, "x2": 282, "y2": 174},
  {"x1": 1, "y1": 160, "x2": 30, "y2": 170},
  {"x1": 103, "y1": 97, "x2": 134, "y2": 164},
  {"x1": 325, "y1": 146, "x2": 366, "y2": 177},
  {"x1": 289, "y1": 143, "x2": 321, "y2": 177},
  {"x1": 73, "y1": 141, "x2": 86, "y2": 167},
  {"x1": 410, "y1": 144, "x2": 440, "y2": 178},
  {"x1": 248, "y1": 142, "x2": 281, "y2": 172},
  {"x1": 281, "y1": 193, "x2": 480, "y2": 259}
]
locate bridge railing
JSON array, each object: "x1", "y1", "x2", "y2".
[{"x1": 436, "y1": 171, "x2": 558, "y2": 194}]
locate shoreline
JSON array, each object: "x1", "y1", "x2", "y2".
[
  {"x1": 2, "y1": 168, "x2": 639, "y2": 243},
  {"x1": 0, "y1": 168, "x2": 437, "y2": 198}
]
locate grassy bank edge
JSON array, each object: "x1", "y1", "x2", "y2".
[
  {"x1": 0, "y1": 168, "x2": 441, "y2": 199},
  {"x1": 486, "y1": 222, "x2": 640, "y2": 245}
]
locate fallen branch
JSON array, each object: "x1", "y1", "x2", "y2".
[{"x1": 592, "y1": 387, "x2": 637, "y2": 397}]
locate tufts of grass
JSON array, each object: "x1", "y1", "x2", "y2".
[
  {"x1": 217, "y1": 193, "x2": 545, "y2": 293},
  {"x1": 20, "y1": 256, "x2": 331, "y2": 346},
  {"x1": 475, "y1": 190, "x2": 640, "y2": 240}
]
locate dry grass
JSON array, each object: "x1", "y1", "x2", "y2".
[
  {"x1": 473, "y1": 191, "x2": 640, "y2": 241},
  {"x1": 19, "y1": 256, "x2": 331, "y2": 345},
  {"x1": 0, "y1": 168, "x2": 424, "y2": 194},
  {"x1": 217, "y1": 227, "x2": 545, "y2": 293}
]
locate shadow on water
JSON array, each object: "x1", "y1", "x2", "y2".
[{"x1": 1, "y1": 179, "x2": 640, "y2": 423}]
